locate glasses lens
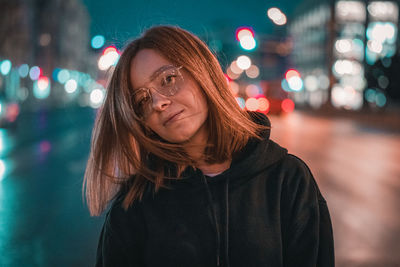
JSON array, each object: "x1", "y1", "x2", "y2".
[
  {"x1": 132, "y1": 88, "x2": 152, "y2": 118},
  {"x1": 156, "y1": 66, "x2": 183, "y2": 96}
]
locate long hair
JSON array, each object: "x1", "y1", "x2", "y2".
[{"x1": 84, "y1": 25, "x2": 268, "y2": 216}]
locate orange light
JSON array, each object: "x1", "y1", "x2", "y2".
[
  {"x1": 285, "y1": 69, "x2": 300, "y2": 80},
  {"x1": 258, "y1": 97, "x2": 270, "y2": 112},
  {"x1": 245, "y1": 97, "x2": 259, "y2": 111},
  {"x1": 281, "y1": 98, "x2": 295, "y2": 113}
]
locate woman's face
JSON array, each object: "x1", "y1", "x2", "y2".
[{"x1": 130, "y1": 49, "x2": 209, "y2": 144}]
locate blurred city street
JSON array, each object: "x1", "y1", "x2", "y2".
[
  {"x1": 0, "y1": 107, "x2": 399, "y2": 266},
  {"x1": 1, "y1": 0, "x2": 400, "y2": 266}
]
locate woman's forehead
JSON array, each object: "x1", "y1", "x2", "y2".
[{"x1": 130, "y1": 49, "x2": 172, "y2": 89}]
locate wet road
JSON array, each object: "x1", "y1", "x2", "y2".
[
  {"x1": 270, "y1": 113, "x2": 400, "y2": 266},
  {"x1": 0, "y1": 107, "x2": 399, "y2": 266}
]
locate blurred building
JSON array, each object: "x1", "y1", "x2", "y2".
[
  {"x1": 288, "y1": 0, "x2": 399, "y2": 111},
  {"x1": 0, "y1": 0, "x2": 95, "y2": 113}
]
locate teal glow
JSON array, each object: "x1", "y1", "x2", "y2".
[
  {"x1": 52, "y1": 68, "x2": 61, "y2": 81},
  {"x1": 376, "y1": 92, "x2": 387, "y2": 107},
  {"x1": 91, "y1": 35, "x2": 105, "y2": 49},
  {"x1": 57, "y1": 70, "x2": 70, "y2": 84},
  {"x1": 235, "y1": 97, "x2": 246, "y2": 109},
  {"x1": 281, "y1": 79, "x2": 291, "y2": 92},
  {"x1": 365, "y1": 89, "x2": 376, "y2": 102},
  {"x1": 0, "y1": 60, "x2": 12, "y2": 75},
  {"x1": 18, "y1": 64, "x2": 29, "y2": 78},
  {"x1": 33, "y1": 80, "x2": 50, "y2": 99}
]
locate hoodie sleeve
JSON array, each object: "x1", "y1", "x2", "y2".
[
  {"x1": 280, "y1": 155, "x2": 334, "y2": 267},
  {"x1": 95, "y1": 199, "x2": 146, "y2": 267}
]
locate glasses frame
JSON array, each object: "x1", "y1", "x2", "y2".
[{"x1": 131, "y1": 65, "x2": 184, "y2": 119}]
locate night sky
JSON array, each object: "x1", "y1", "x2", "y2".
[{"x1": 82, "y1": 0, "x2": 299, "y2": 44}]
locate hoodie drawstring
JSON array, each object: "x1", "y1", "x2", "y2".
[{"x1": 202, "y1": 174, "x2": 230, "y2": 267}]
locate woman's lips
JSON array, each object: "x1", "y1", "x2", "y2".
[{"x1": 164, "y1": 110, "x2": 184, "y2": 126}]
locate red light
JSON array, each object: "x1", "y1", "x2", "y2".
[
  {"x1": 285, "y1": 69, "x2": 300, "y2": 80},
  {"x1": 103, "y1": 46, "x2": 117, "y2": 55},
  {"x1": 6, "y1": 103, "x2": 20, "y2": 122},
  {"x1": 235, "y1": 27, "x2": 254, "y2": 41},
  {"x1": 281, "y1": 98, "x2": 295, "y2": 113}
]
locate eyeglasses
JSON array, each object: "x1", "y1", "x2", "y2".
[{"x1": 131, "y1": 65, "x2": 184, "y2": 119}]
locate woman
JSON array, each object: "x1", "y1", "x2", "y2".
[{"x1": 84, "y1": 25, "x2": 334, "y2": 267}]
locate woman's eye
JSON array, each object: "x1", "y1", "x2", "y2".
[{"x1": 161, "y1": 74, "x2": 176, "y2": 87}]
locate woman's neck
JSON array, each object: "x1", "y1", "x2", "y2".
[{"x1": 183, "y1": 128, "x2": 231, "y2": 176}]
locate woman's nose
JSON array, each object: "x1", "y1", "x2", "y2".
[{"x1": 151, "y1": 89, "x2": 171, "y2": 111}]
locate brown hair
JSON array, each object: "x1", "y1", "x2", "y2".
[{"x1": 84, "y1": 25, "x2": 268, "y2": 216}]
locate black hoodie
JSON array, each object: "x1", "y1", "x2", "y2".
[{"x1": 95, "y1": 113, "x2": 335, "y2": 267}]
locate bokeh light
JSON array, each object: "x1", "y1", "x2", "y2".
[
  {"x1": 236, "y1": 56, "x2": 251, "y2": 70},
  {"x1": 91, "y1": 35, "x2": 105, "y2": 49},
  {"x1": 245, "y1": 65, "x2": 260, "y2": 78},
  {"x1": 57, "y1": 69, "x2": 70, "y2": 83},
  {"x1": 65, "y1": 79, "x2": 78, "y2": 93},
  {"x1": 281, "y1": 98, "x2": 295, "y2": 113},
  {"x1": 18, "y1": 64, "x2": 29, "y2": 78},
  {"x1": 0, "y1": 60, "x2": 12, "y2": 75},
  {"x1": 90, "y1": 88, "x2": 105, "y2": 108},
  {"x1": 29, "y1": 66, "x2": 41, "y2": 80},
  {"x1": 245, "y1": 97, "x2": 259, "y2": 111},
  {"x1": 258, "y1": 97, "x2": 270, "y2": 112}
]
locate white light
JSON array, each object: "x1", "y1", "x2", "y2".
[
  {"x1": 336, "y1": 1, "x2": 366, "y2": 22},
  {"x1": 288, "y1": 76, "x2": 303, "y2": 91},
  {"x1": 267, "y1": 8, "x2": 283, "y2": 21},
  {"x1": 0, "y1": 159, "x2": 5, "y2": 180},
  {"x1": 65, "y1": 79, "x2": 78, "y2": 93},
  {"x1": 331, "y1": 84, "x2": 363, "y2": 110},
  {"x1": 274, "y1": 14, "x2": 287, "y2": 25},
  {"x1": 333, "y1": 60, "x2": 360, "y2": 76},
  {"x1": 304, "y1": 75, "x2": 318, "y2": 92},
  {"x1": 90, "y1": 89, "x2": 105, "y2": 107},
  {"x1": 370, "y1": 23, "x2": 386, "y2": 42},
  {"x1": 368, "y1": 1, "x2": 398, "y2": 21},
  {"x1": 236, "y1": 56, "x2": 252, "y2": 70},
  {"x1": 335, "y1": 39, "x2": 352, "y2": 53},
  {"x1": 98, "y1": 51, "x2": 120, "y2": 71},
  {"x1": 368, "y1": 40, "x2": 383, "y2": 53},
  {"x1": 384, "y1": 23, "x2": 395, "y2": 40},
  {"x1": 240, "y1": 35, "x2": 256, "y2": 50}
]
